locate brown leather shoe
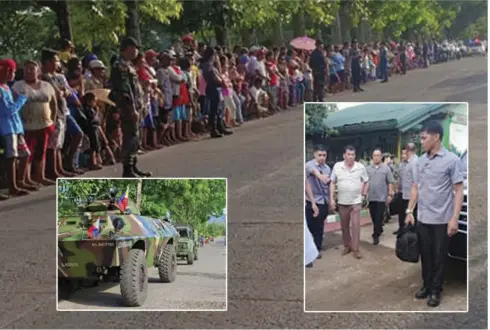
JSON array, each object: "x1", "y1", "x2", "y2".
[
  {"x1": 341, "y1": 247, "x2": 351, "y2": 256},
  {"x1": 352, "y1": 251, "x2": 363, "y2": 259}
]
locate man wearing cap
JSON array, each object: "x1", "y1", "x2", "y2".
[
  {"x1": 84, "y1": 60, "x2": 106, "y2": 91},
  {"x1": 109, "y1": 36, "x2": 151, "y2": 177}
]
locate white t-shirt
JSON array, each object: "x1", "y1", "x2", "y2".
[
  {"x1": 331, "y1": 161, "x2": 369, "y2": 205},
  {"x1": 12, "y1": 80, "x2": 55, "y2": 131}
]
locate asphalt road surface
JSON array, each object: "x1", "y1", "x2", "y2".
[
  {"x1": 57, "y1": 237, "x2": 227, "y2": 311},
  {"x1": 0, "y1": 55, "x2": 486, "y2": 329},
  {"x1": 305, "y1": 221, "x2": 467, "y2": 312}
]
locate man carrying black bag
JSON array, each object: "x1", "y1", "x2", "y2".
[{"x1": 405, "y1": 121, "x2": 464, "y2": 308}]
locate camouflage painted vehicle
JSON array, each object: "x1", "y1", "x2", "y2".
[
  {"x1": 175, "y1": 225, "x2": 199, "y2": 264},
  {"x1": 58, "y1": 189, "x2": 179, "y2": 307}
]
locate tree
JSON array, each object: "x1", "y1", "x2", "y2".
[
  {"x1": 57, "y1": 179, "x2": 226, "y2": 228},
  {"x1": 305, "y1": 103, "x2": 338, "y2": 137}
]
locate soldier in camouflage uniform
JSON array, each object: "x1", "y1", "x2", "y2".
[{"x1": 109, "y1": 37, "x2": 152, "y2": 177}]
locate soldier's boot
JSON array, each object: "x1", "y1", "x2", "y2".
[
  {"x1": 122, "y1": 158, "x2": 138, "y2": 177},
  {"x1": 209, "y1": 121, "x2": 222, "y2": 138},
  {"x1": 132, "y1": 157, "x2": 152, "y2": 177},
  {"x1": 217, "y1": 119, "x2": 233, "y2": 136}
]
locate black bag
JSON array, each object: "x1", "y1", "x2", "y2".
[
  {"x1": 389, "y1": 192, "x2": 403, "y2": 215},
  {"x1": 396, "y1": 224, "x2": 420, "y2": 263}
]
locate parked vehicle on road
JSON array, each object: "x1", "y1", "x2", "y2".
[{"x1": 176, "y1": 225, "x2": 199, "y2": 264}]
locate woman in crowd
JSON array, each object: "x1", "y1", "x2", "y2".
[
  {"x1": 219, "y1": 55, "x2": 238, "y2": 127},
  {"x1": 0, "y1": 59, "x2": 34, "y2": 198},
  {"x1": 12, "y1": 61, "x2": 56, "y2": 186}
]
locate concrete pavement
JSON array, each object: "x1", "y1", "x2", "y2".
[
  {"x1": 57, "y1": 237, "x2": 227, "y2": 310},
  {"x1": 0, "y1": 55, "x2": 486, "y2": 328},
  {"x1": 305, "y1": 221, "x2": 467, "y2": 312}
]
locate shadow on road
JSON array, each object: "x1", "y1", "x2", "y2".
[
  {"x1": 173, "y1": 271, "x2": 226, "y2": 281},
  {"x1": 58, "y1": 283, "x2": 124, "y2": 308}
]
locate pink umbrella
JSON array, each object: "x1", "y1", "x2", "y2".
[{"x1": 290, "y1": 36, "x2": 316, "y2": 51}]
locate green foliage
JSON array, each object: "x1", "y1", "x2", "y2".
[
  {"x1": 197, "y1": 222, "x2": 226, "y2": 238},
  {"x1": 305, "y1": 103, "x2": 338, "y2": 137},
  {"x1": 58, "y1": 179, "x2": 226, "y2": 228}
]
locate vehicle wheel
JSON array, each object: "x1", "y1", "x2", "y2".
[
  {"x1": 194, "y1": 249, "x2": 198, "y2": 261},
  {"x1": 120, "y1": 249, "x2": 147, "y2": 307},
  {"x1": 158, "y1": 244, "x2": 177, "y2": 283},
  {"x1": 187, "y1": 252, "x2": 194, "y2": 265}
]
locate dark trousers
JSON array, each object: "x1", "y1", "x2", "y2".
[
  {"x1": 400, "y1": 53, "x2": 407, "y2": 74},
  {"x1": 313, "y1": 77, "x2": 324, "y2": 102},
  {"x1": 380, "y1": 61, "x2": 388, "y2": 81},
  {"x1": 207, "y1": 90, "x2": 223, "y2": 130},
  {"x1": 417, "y1": 221, "x2": 449, "y2": 293},
  {"x1": 369, "y1": 201, "x2": 385, "y2": 238},
  {"x1": 351, "y1": 62, "x2": 361, "y2": 90},
  {"x1": 398, "y1": 199, "x2": 418, "y2": 230},
  {"x1": 305, "y1": 201, "x2": 329, "y2": 250}
]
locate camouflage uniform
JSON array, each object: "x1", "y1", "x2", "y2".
[{"x1": 109, "y1": 37, "x2": 151, "y2": 177}]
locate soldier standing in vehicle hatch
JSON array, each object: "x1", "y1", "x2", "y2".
[{"x1": 109, "y1": 37, "x2": 152, "y2": 177}]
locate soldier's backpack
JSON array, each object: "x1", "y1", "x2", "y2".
[{"x1": 396, "y1": 224, "x2": 420, "y2": 263}]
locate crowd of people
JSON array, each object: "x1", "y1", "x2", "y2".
[
  {"x1": 304, "y1": 121, "x2": 465, "y2": 307},
  {"x1": 0, "y1": 33, "x2": 447, "y2": 199}
]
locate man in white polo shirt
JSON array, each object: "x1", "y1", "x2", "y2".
[{"x1": 330, "y1": 145, "x2": 369, "y2": 259}]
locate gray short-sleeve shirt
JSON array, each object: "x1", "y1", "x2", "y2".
[
  {"x1": 401, "y1": 155, "x2": 418, "y2": 200},
  {"x1": 305, "y1": 159, "x2": 331, "y2": 205},
  {"x1": 367, "y1": 163, "x2": 394, "y2": 202},
  {"x1": 414, "y1": 148, "x2": 464, "y2": 224}
]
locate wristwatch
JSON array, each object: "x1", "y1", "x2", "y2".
[{"x1": 405, "y1": 208, "x2": 413, "y2": 214}]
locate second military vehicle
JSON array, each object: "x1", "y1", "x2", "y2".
[
  {"x1": 58, "y1": 188, "x2": 179, "y2": 307},
  {"x1": 175, "y1": 225, "x2": 199, "y2": 264}
]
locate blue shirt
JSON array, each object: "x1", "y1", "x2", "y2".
[
  {"x1": 0, "y1": 86, "x2": 27, "y2": 136},
  {"x1": 332, "y1": 53, "x2": 345, "y2": 72}
]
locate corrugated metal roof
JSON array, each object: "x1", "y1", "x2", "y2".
[{"x1": 324, "y1": 103, "x2": 454, "y2": 133}]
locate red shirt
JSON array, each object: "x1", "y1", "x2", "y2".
[{"x1": 266, "y1": 61, "x2": 279, "y2": 86}]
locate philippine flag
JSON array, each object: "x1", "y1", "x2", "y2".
[
  {"x1": 117, "y1": 187, "x2": 129, "y2": 211},
  {"x1": 87, "y1": 217, "x2": 101, "y2": 238}
]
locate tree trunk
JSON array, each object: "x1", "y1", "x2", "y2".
[
  {"x1": 37, "y1": 0, "x2": 72, "y2": 41},
  {"x1": 214, "y1": 26, "x2": 229, "y2": 48},
  {"x1": 273, "y1": 21, "x2": 284, "y2": 45},
  {"x1": 292, "y1": 7, "x2": 305, "y2": 37},
  {"x1": 136, "y1": 179, "x2": 142, "y2": 211},
  {"x1": 332, "y1": 11, "x2": 342, "y2": 44},
  {"x1": 240, "y1": 28, "x2": 253, "y2": 47},
  {"x1": 125, "y1": 0, "x2": 141, "y2": 45},
  {"x1": 339, "y1": 2, "x2": 351, "y2": 42}
]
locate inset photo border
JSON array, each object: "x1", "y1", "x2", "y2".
[
  {"x1": 56, "y1": 177, "x2": 228, "y2": 311},
  {"x1": 303, "y1": 102, "x2": 468, "y2": 313}
]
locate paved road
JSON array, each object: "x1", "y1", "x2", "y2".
[
  {"x1": 305, "y1": 221, "x2": 467, "y2": 312},
  {"x1": 0, "y1": 56, "x2": 486, "y2": 328},
  {"x1": 57, "y1": 237, "x2": 227, "y2": 311}
]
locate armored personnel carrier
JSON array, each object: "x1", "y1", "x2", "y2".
[{"x1": 58, "y1": 188, "x2": 179, "y2": 307}]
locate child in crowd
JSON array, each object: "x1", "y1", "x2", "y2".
[
  {"x1": 81, "y1": 92, "x2": 103, "y2": 170},
  {"x1": 249, "y1": 78, "x2": 269, "y2": 116},
  {"x1": 277, "y1": 56, "x2": 289, "y2": 109}
]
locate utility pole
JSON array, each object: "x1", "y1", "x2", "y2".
[{"x1": 136, "y1": 179, "x2": 142, "y2": 211}]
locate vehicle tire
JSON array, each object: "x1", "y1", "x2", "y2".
[
  {"x1": 187, "y1": 252, "x2": 194, "y2": 265},
  {"x1": 120, "y1": 249, "x2": 148, "y2": 307},
  {"x1": 194, "y1": 249, "x2": 198, "y2": 261},
  {"x1": 158, "y1": 244, "x2": 177, "y2": 283}
]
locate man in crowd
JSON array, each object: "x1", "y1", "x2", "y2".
[
  {"x1": 305, "y1": 145, "x2": 331, "y2": 256},
  {"x1": 109, "y1": 37, "x2": 151, "y2": 177},
  {"x1": 395, "y1": 142, "x2": 418, "y2": 235},
  {"x1": 350, "y1": 39, "x2": 363, "y2": 92},
  {"x1": 310, "y1": 40, "x2": 326, "y2": 101},
  {"x1": 330, "y1": 145, "x2": 369, "y2": 259},
  {"x1": 405, "y1": 121, "x2": 464, "y2": 307},
  {"x1": 366, "y1": 149, "x2": 394, "y2": 245},
  {"x1": 380, "y1": 41, "x2": 389, "y2": 83}
]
